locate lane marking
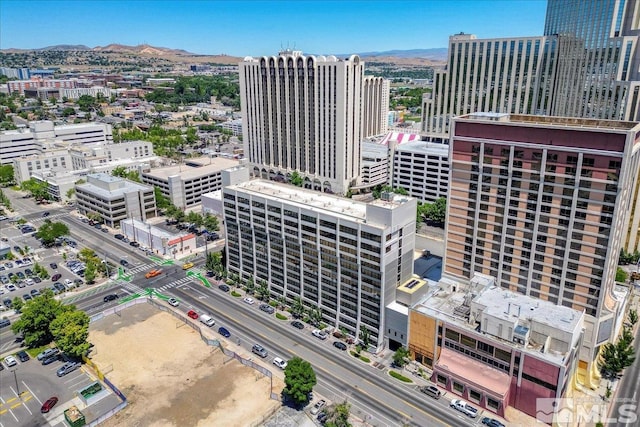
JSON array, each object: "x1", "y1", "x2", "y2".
[{"x1": 22, "y1": 380, "x2": 41, "y2": 405}]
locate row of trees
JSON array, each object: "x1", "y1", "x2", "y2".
[
  {"x1": 164, "y1": 205, "x2": 220, "y2": 231},
  {"x1": 144, "y1": 75, "x2": 240, "y2": 108},
  {"x1": 35, "y1": 220, "x2": 69, "y2": 247},
  {"x1": 20, "y1": 177, "x2": 52, "y2": 201},
  {"x1": 0, "y1": 165, "x2": 14, "y2": 186},
  {"x1": 114, "y1": 124, "x2": 196, "y2": 158},
  {"x1": 619, "y1": 249, "x2": 640, "y2": 266},
  {"x1": 417, "y1": 197, "x2": 447, "y2": 226},
  {"x1": 111, "y1": 166, "x2": 141, "y2": 183},
  {"x1": 11, "y1": 290, "x2": 91, "y2": 358},
  {"x1": 78, "y1": 247, "x2": 110, "y2": 284},
  {"x1": 600, "y1": 309, "x2": 637, "y2": 379},
  {"x1": 0, "y1": 188, "x2": 12, "y2": 210}
]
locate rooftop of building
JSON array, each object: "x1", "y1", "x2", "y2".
[
  {"x1": 226, "y1": 179, "x2": 412, "y2": 223},
  {"x1": 142, "y1": 156, "x2": 239, "y2": 180},
  {"x1": 458, "y1": 112, "x2": 640, "y2": 131},
  {"x1": 121, "y1": 218, "x2": 180, "y2": 240},
  {"x1": 76, "y1": 173, "x2": 153, "y2": 198},
  {"x1": 413, "y1": 275, "x2": 584, "y2": 364},
  {"x1": 394, "y1": 140, "x2": 450, "y2": 156}
]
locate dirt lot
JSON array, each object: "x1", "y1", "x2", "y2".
[{"x1": 89, "y1": 303, "x2": 282, "y2": 427}]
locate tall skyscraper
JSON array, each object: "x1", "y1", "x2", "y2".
[
  {"x1": 422, "y1": 0, "x2": 640, "y2": 142},
  {"x1": 362, "y1": 76, "x2": 390, "y2": 138},
  {"x1": 239, "y1": 50, "x2": 364, "y2": 195},
  {"x1": 445, "y1": 112, "x2": 640, "y2": 385}
]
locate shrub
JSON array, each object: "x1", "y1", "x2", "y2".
[
  {"x1": 350, "y1": 350, "x2": 359, "y2": 357},
  {"x1": 359, "y1": 355, "x2": 371, "y2": 363},
  {"x1": 230, "y1": 291, "x2": 241, "y2": 297},
  {"x1": 269, "y1": 300, "x2": 278, "y2": 307},
  {"x1": 389, "y1": 371, "x2": 412, "y2": 383},
  {"x1": 275, "y1": 312, "x2": 287, "y2": 320}
]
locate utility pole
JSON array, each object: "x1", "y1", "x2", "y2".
[{"x1": 11, "y1": 369, "x2": 20, "y2": 396}]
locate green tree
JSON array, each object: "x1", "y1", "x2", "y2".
[
  {"x1": 629, "y1": 309, "x2": 638, "y2": 327},
  {"x1": 283, "y1": 357, "x2": 317, "y2": 407},
  {"x1": 0, "y1": 164, "x2": 14, "y2": 185},
  {"x1": 35, "y1": 221, "x2": 69, "y2": 247},
  {"x1": 203, "y1": 213, "x2": 220, "y2": 231},
  {"x1": 309, "y1": 307, "x2": 322, "y2": 326},
  {"x1": 50, "y1": 310, "x2": 91, "y2": 358},
  {"x1": 324, "y1": 400, "x2": 352, "y2": 427},
  {"x1": 291, "y1": 297, "x2": 305, "y2": 319},
  {"x1": 393, "y1": 347, "x2": 410, "y2": 368},
  {"x1": 61, "y1": 106, "x2": 76, "y2": 117},
  {"x1": 12, "y1": 297, "x2": 24, "y2": 313},
  {"x1": 245, "y1": 276, "x2": 255, "y2": 294},
  {"x1": 11, "y1": 290, "x2": 70, "y2": 347},
  {"x1": 205, "y1": 251, "x2": 222, "y2": 273},
  {"x1": 154, "y1": 186, "x2": 171, "y2": 209},
  {"x1": 290, "y1": 171, "x2": 303, "y2": 187},
  {"x1": 616, "y1": 267, "x2": 628, "y2": 283},
  {"x1": 66, "y1": 188, "x2": 75, "y2": 199},
  {"x1": 111, "y1": 166, "x2": 128, "y2": 178},
  {"x1": 84, "y1": 262, "x2": 97, "y2": 284},
  {"x1": 77, "y1": 95, "x2": 97, "y2": 112},
  {"x1": 256, "y1": 280, "x2": 270, "y2": 302},
  {"x1": 359, "y1": 325, "x2": 371, "y2": 348},
  {"x1": 600, "y1": 326, "x2": 636, "y2": 379},
  {"x1": 20, "y1": 178, "x2": 50, "y2": 200}
]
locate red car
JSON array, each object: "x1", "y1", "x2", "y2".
[
  {"x1": 187, "y1": 310, "x2": 198, "y2": 320},
  {"x1": 41, "y1": 396, "x2": 58, "y2": 413}
]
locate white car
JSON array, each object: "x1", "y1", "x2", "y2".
[
  {"x1": 312, "y1": 329, "x2": 328, "y2": 340},
  {"x1": 6, "y1": 284, "x2": 17, "y2": 292},
  {"x1": 272, "y1": 357, "x2": 287, "y2": 370},
  {"x1": 310, "y1": 399, "x2": 326, "y2": 415},
  {"x1": 167, "y1": 298, "x2": 179, "y2": 307},
  {"x1": 243, "y1": 297, "x2": 255, "y2": 305},
  {"x1": 4, "y1": 355, "x2": 17, "y2": 367},
  {"x1": 64, "y1": 279, "x2": 74, "y2": 288}
]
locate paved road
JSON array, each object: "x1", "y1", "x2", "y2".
[
  {"x1": 164, "y1": 284, "x2": 474, "y2": 427},
  {"x1": 608, "y1": 321, "x2": 640, "y2": 425}
]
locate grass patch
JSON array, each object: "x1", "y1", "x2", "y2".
[
  {"x1": 359, "y1": 355, "x2": 371, "y2": 363},
  {"x1": 275, "y1": 312, "x2": 288, "y2": 320},
  {"x1": 389, "y1": 371, "x2": 412, "y2": 383},
  {"x1": 269, "y1": 300, "x2": 278, "y2": 307},
  {"x1": 26, "y1": 345, "x2": 49, "y2": 358},
  {"x1": 230, "y1": 291, "x2": 241, "y2": 297},
  {"x1": 350, "y1": 350, "x2": 359, "y2": 357}
]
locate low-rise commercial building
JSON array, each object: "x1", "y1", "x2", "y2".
[
  {"x1": 409, "y1": 275, "x2": 584, "y2": 419},
  {"x1": 223, "y1": 178, "x2": 417, "y2": 351},
  {"x1": 120, "y1": 218, "x2": 196, "y2": 258},
  {"x1": 141, "y1": 156, "x2": 239, "y2": 208},
  {"x1": 75, "y1": 173, "x2": 156, "y2": 227},
  {"x1": 392, "y1": 140, "x2": 449, "y2": 203}
]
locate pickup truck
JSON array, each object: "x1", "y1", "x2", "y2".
[
  {"x1": 450, "y1": 399, "x2": 478, "y2": 418},
  {"x1": 145, "y1": 269, "x2": 162, "y2": 279}
]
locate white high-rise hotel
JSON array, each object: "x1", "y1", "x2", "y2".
[{"x1": 240, "y1": 50, "x2": 389, "y2": 195}]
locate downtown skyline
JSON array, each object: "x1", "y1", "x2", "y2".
[{"x1": 0, "y1": 0, "x2": 547, "y2": 57}]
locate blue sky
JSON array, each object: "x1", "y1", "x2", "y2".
[{"x1": 0, "y1": 1, "x2": 547, "y2": 56}]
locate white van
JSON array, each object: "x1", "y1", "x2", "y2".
[{"x1": 199, "y1": 314, "x2": 215, "y2": 327}]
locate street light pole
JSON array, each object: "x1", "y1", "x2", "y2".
[{"x1": 11, "y1": 369, "x2": 20, "y2": 396}]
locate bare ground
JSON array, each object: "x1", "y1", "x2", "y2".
[{"x1": 88, "y1": 303, "x2": 282, "y2": 427}]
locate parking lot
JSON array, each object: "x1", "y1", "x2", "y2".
[{"x1": 0, "y1": 350, "x2": 99, "y2": 427}]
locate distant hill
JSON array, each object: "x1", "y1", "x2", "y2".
[{"x1": 329, "y1": 48, "x2": 448, "y2": 62}]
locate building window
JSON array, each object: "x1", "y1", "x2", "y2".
[
  {"x1": 437, "y1": 374, "x2": 447, "y2": 386},
  {"x1": 469, "y1": 389, "x2": 482, "y2": 403},
  {"x1": 453, "y1": 381, "x2": 464, "y2": 394},
  {"x1": 487, "y1": 397, "x2": 500, "y2": 411}
]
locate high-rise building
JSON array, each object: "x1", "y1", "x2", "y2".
[
  {"x1": 422, "y1": 0, "x2": 640, "y2": 141},
  {"x1": 445, "y1": 112, "x2": 640, "y2": 386},
  {"x1": 240, "y1": 50, "x2": 390, "y2": 195},
  {"x1": 223, "y1": 178, "x2": 417, "y2": 351},
  {"x1": 239, "y1": 50, "x2": 366, "y2": 195},
  {"x1": 362, "y1": 76, "x2": 390, "y2": 138}
]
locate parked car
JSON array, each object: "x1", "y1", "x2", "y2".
[
  {"x1": 41, "y1": 354, "x2": 60, "y2": 365},
  {"x1": 419, "y1": 385, "x2": 441, "y2": 399},
  {"x1": 4, "y1": 356, "x2": 17, "y2": 367},
  {"x1": 259, "y1": 303, "x2": 275, "y2": 314},
  {"x1": 37, "y1": 348, "x2": 59, "y2": 361},
  {"x1": 272, "y1": 357, "x2": 287, "y2": 369},
  {"x1": 6, "y1": 284, "x2": 16, "y2": 292},
  {"x1": 64, "y1": 279, "x2": 74, "y2": 288},
  {"x1": 312, "y1": 329, "x2": 328, "y2": 340},
  {"x1": 129, "y1": 241, "x2": 140, "y2": 247},
  {"x1": 0, "y1": 318, "x2": 10, "y2": 328},
  {"x1": 481, "y1": 417, "x2": 506, "y2": 427},
  {"x1": 22, "y1": 294, "x2": 32, "y2": 301},
  {"x1": 218, "y1": 284, "x2": 230, "y2": 292},
  {"x1": 53, "y1": 282, "x2": 66, "y2": 292},
  {"x1": 187, "y1": 310, "x2": 199, "y2": 320},
  {"x1": 40, "y1": 396, "x2": 58, "y2": 413},
  {"x1": 16, "y1": 350, "x2": 29, "y2": 362},
  {"x1": 450, "y1": 399, "x2": 478, "y2": 418},
  {"x1": 243, "y1": 297, "x2": 255, "y2": 305},
  {"x1": 252, "y1": 344, "x2": 268, "y2": 358},
  {"x1": 103, "y1": 294, "x2": 119, "y2": 302},
  {"x1": 333, "y1": 341, "x2": 347, "y2": 351},
  {"x1": 50, "y1": 262, "x2": 58, "y2": 269},
  {"x1": 310, "y1": 399, "x2": 326, "y2": 415},
  {"x1": 24, "y1": 268, "x2": 33, "y2": 276},
  {"x1": 51, "y1": 273, "x2": 62, "y2": 281},
  {"x1": 33, "y1": 276, "x2": 42, "y2": 283},
  {"x1": 30, "y1": 289, "x2": 40, "y2": 297},
  {"x1": 167, "y1": 298, "x2": 179, "y2": 307},
  {"x1": 114, "y1": 234, "x2": 124, "y2": 240},
  {"x1": 56, "y1": 361, "x2": 80, "y2": 377},
  {"x1": 291, "y1": 320, "x2": 305, "y2": 330},
  {"x1": 218, "y1": 327, "x2": 231, "y2": 338}
]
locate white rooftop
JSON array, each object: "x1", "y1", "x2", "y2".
[
  {"x1": 142, "y1": 156, "x2": 239, "y2": 180},
  {"x1": 395, "y1": 140, "x2": 450, "y2": 157},
  {"x1": 76, "y1": 173, "x2": 152, "y2": 199}
]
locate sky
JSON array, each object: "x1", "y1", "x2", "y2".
[{"x1": 0, "y1": 1, "x2": 548, "y2": 57}]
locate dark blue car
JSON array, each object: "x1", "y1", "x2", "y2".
[{"x1": 218, "y1": 327, "x2": 230, "y2": 338}]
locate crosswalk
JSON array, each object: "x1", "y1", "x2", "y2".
[
  {"x1": 28, "y1": 213, "x2": 68, "y2": 224},
  {"x1": 125, "y1": 263, "x2": 157, "y2": 275},
  {"x1": 156, "y1": 276, "x2": 194, "y2": 292}
]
